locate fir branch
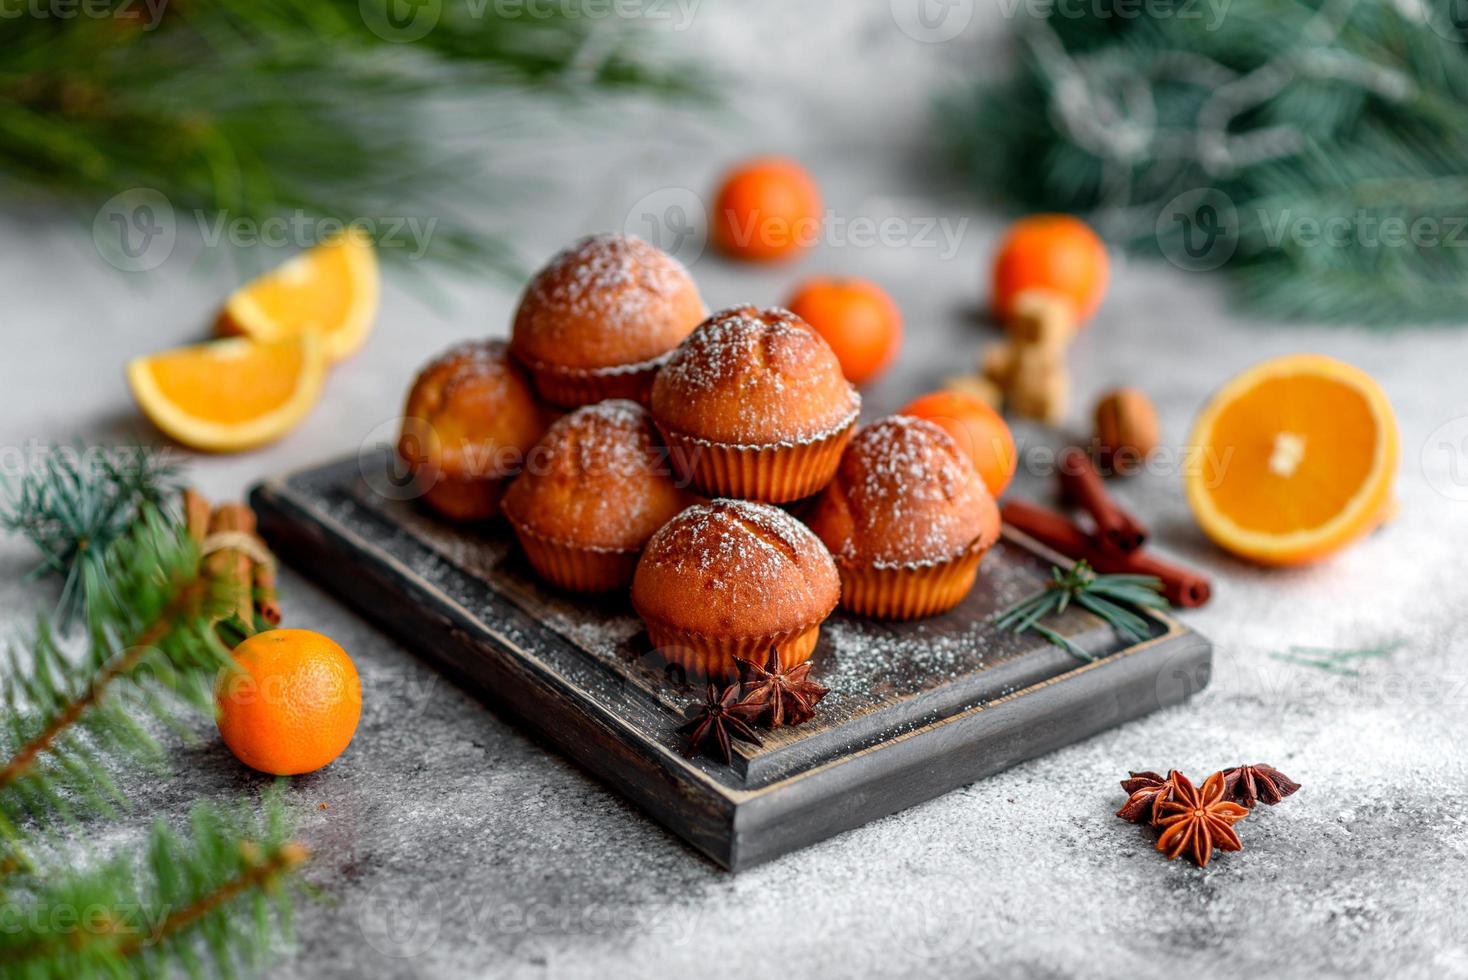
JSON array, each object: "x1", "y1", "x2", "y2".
[
  {"x1": 0, "y1": 507, "x2": 235, "y2": 840},
  {"x1": 994, "y1": 561, "x2": 1167, "y2": 661},
  {"x1": 0, "y1": 0, "x2": 710, "y2": 278},
  {"x1": 943, "y1": 0, "x2": 1468, "y2": 324},
  {"x1": 0, "y1": 445, "x2": 180, "y2": 626},
  {"x1": 0, "y1": 787, "x2": 308, "y2": 979}
]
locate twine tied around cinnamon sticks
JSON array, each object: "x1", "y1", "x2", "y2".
[{"x1": 183, "y1": 489, "x2": 282, "y2": 633}]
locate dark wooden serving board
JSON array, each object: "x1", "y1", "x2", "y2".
[{"x1": 251, "y1": 451, "x2": 1212, "y2": 871}]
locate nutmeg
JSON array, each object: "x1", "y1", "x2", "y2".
[{"x1": 1093, "y1": 388, "x2": 1159, "y2": 475}]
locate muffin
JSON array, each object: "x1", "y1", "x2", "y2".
[
  {"x1": 501, "y1": 400, "x2": 698, "y2": 592},
  {"x1": 397, "y1": 340, "x2": 549, "y2": 521},
  {"x1": 804, "y1": 416, "x2": 1000, "y2": 619},
  {"x1": 632, "y1": 499, "x2": 840, "y2": 682},
  {"x1": 509, "y1": 234, "x2": 705, "y2": 408},
  {"x1": 649, "y1": 306, "x2": 859, "y2": 503}
]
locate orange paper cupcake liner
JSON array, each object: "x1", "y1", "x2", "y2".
[
  {"x1": 657, "y1": 417, "x2": 856, "y2": 504},
  {"x1": 508, "y1": 519, "x2": 639, "y2": 593},
  {"x1": 836, "y1": 541, "x2": 994, "y2": 620},
  {"x1": 519, "y1": 355, "x2": 665, "y2": 409},
  {"x1": 640, "y1": 619, "x2": 823, "y2": 684}
]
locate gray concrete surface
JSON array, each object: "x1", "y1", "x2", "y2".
[{"x1": 3, "y1": 3, "x2": 1467, "y2": 977}]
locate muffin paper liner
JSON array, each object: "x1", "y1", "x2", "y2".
[
  {"x1": 836, "y1": 540, "x2": 995, "y2": 620},
  {"x1": 520, "y1": 355, "x2": 665, "y2": 409},
  {"x1": 640, "y1": 619, "x2": 823, "y2": 684},
  {"x1": 508, "y1": 519, "x2": 640, "y2": 593},
  {"x1": 657, "y1": 417, "x2": 856, "y2": 504}
]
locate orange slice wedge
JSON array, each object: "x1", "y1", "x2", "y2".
[
  {"x1": 1185, "y1": 354, "x2": 1398, "y2": 566},
  {"x1": 127, "y1": 334, "x2": 326, "y2": 452},
  {"x1": 217, "y1": 228, "x2": 379, "y2": 362}
]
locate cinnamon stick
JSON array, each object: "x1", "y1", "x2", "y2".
[
  {"x1": 205, "y1": 503, "x2": 258, "y2": 631},
  {"x1": 1058, "y1": 447, "x2": 1148, "y2": 553},
  {"x1": 182, "y1": 488, "x2": 211, "y2": 544},
  {"x1": 1001, "y1": 499, "x2": 1212, "y2": 608},
  {"x1": 253, "y1": 560, "x2": 282, "y2": 627}
]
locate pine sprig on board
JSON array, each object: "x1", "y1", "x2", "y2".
[
  {"x1": 0, "y1": 786, "x2": 307, "y2": 979},
  {"x1": 994, "y1": 561, "x2": 1167, "y2": 662},
  {"x1": 0, "y1": 507, "x2": 235, "y2": 847},
  {"x1": 0, "y1": 0, "x2": 707, "y2": 277},
  {"x1": 1, "y1": 446, "x2": 180, "y2": 626},
  {"x1": 942, "y1": 0, "x2": 1468, "y2": 325}
]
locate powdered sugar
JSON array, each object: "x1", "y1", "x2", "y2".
[
  {"x1": 656, "y1": 307, "x2": 809, "y2": 393},
  {"x1": 652, "y1": 306, "x2": 858, "y2": 443},
  {"x1": 823, "y1": 415, "x2": 993, "y2": 567},
  {"x1": 643, "y1": 498, "x2": 824, "y2": 589},
  {"x1": 516, "y1": 233, "x2": 696, "y2": 338},
  {"x1": 554, "y1": 399, "x2": 660, "y2": 480}
]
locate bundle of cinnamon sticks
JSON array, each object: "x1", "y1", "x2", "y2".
[
  {"x1": 1002, "y1": 448, "x2": 1212, "y2": 608},
  {"x1": 183, "y1": 488, "x2": 282, "y2": 632}
]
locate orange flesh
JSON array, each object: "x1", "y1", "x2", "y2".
[
  {"x1": 145, "y1": 343, "x2": 307, "y2": 424},
  {"x1": 244, "y1": 247, "x2": 355, "y2": 333},
  {"x1": 1202, "y1": 374, "x2": 1377, "y2": 534}
]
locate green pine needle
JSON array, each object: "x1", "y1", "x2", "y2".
[
  {"x1": 0, "y1": 507, "x2": 236, "y2": 845},
  {"x1": 0, "y1": 0, "x2": 709, "y2": 279},
  {"x1": 1269, "y1": 640, "x2": 1401, "y2": 676},
  {"x1": 994, "y1": 561, "x2": 1167, "y2": 662},
  {"x1": 1, "y1": 445, "x2": 181, "y2": 627},
  {"x1": 942, "y1": 1, "x2": 1468, "y2": 325},
  {"x1": 0, "y1": 785, "x2": 307, "y2": 979}
]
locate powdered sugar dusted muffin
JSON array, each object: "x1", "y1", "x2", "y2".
[
  {"x1": 649, "y1": 306, "x2": 859, "y2": 502},
  {"x1": 510, "y1": 234, "x2": 705, "y2": 408},
  {"x1": 398, "y1": 340, "x2": 550, "y2": 522},
  {"x1": 501, "y1": 400, "x2": 698, "y2": 592},
  {"x1": 631, "y1": 498, "x2": 840, "y2": 682},
  {"x1": 804, "y1": 416, "x2": 1000, "y2": 619}
]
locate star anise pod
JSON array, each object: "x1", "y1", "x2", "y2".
[
  {"x1": 1220, "y1": 764, "x2": 1301, "y2": 809},
  {"x1": 1155, "y1": 771, "x2": 1249, "y2": 867},
  {"x1": 680, "y1": 683, "x2": 762, "y2": 764},
  {"x1": 1116, "y1": 770, "x2": 1182, "y2": 825},
  {"x1": 733, "y1": 647, "x2": 829, "y2": 728}
]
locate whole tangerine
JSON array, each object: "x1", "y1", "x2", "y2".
[
  {"x1": 711, "y1": 157, "x2": 822, "y2": 262},
  {"x1": 216, "y1": 628, "x2": 362, "y2": 776},
  {"x1": 901, "y1": 389, "x2": 1017, "y2": 499},
  {"x1": 991, "y1": 214, "x2": 1109, "y2": 325},
  {"x1": 785, "y1": 277, "x2": 902, "y2": 386}
]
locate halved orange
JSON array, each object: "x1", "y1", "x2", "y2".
[
  {"x1": 217, "y1": 228, "x2": 379, "y2": 362},
  {"x1": 1185, "y1": 354, "x2": 1397, "y2": 566},
  {"x1": 127, "y1": 334, "x2": 326, "y2": 452}
]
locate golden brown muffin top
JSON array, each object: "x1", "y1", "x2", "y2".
[
  {"x1": 804, "y1": 416, "x2": 1000, "y2": 568},
  {"x1": 632, "y1": 499, "x2": 840, "y2": 638},
  {"x1": 649, "y1": 306, "x2": 859, "y2": 446},
  {"x1": 398, "y1": 340, "x2": 548, "y2": 480},
  {"x1": 500, "y1": 400, "x2": 697, "y2": 552},
  {"x1": 510, "y1": 234, "x2": 705, "y2": 372}
]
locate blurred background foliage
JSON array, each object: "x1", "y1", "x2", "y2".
[
  {"x1": 944, "y1": 0, "x2": 1468, "y2": 324},
  {"x1": 0, "y1": 0, "x2": 704, "y2": 277}
]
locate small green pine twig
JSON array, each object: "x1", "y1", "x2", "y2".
[
  {"x1": 0, "y1": 507, "x2": 237, "y2": 845},
  {"x1": 1269, "y1": 641, "x2": 1401, "y2": 676},
  {"x1": 0, "y1": 444, "x2": 180, "y2": 626},
  {"x1": 0, "y1": 786, "x2": 308, "y2": 979},
  {"x1": 994, "y1": 561, "x2": 1167, "y2": 662}
]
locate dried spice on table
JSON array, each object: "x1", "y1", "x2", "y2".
[
  {"x1": 1220, "y1": 764, "x2": 1301, "y2": 809},
  {"x1": 681, "y1": 684, "x2": 762, "y2": 765},
  {"x1": 1155, "y1": 771, "x2": 1249, "y2": 867},
  {"x1": 734, "y1": 647, "x2": 829, "y2": 728}
]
